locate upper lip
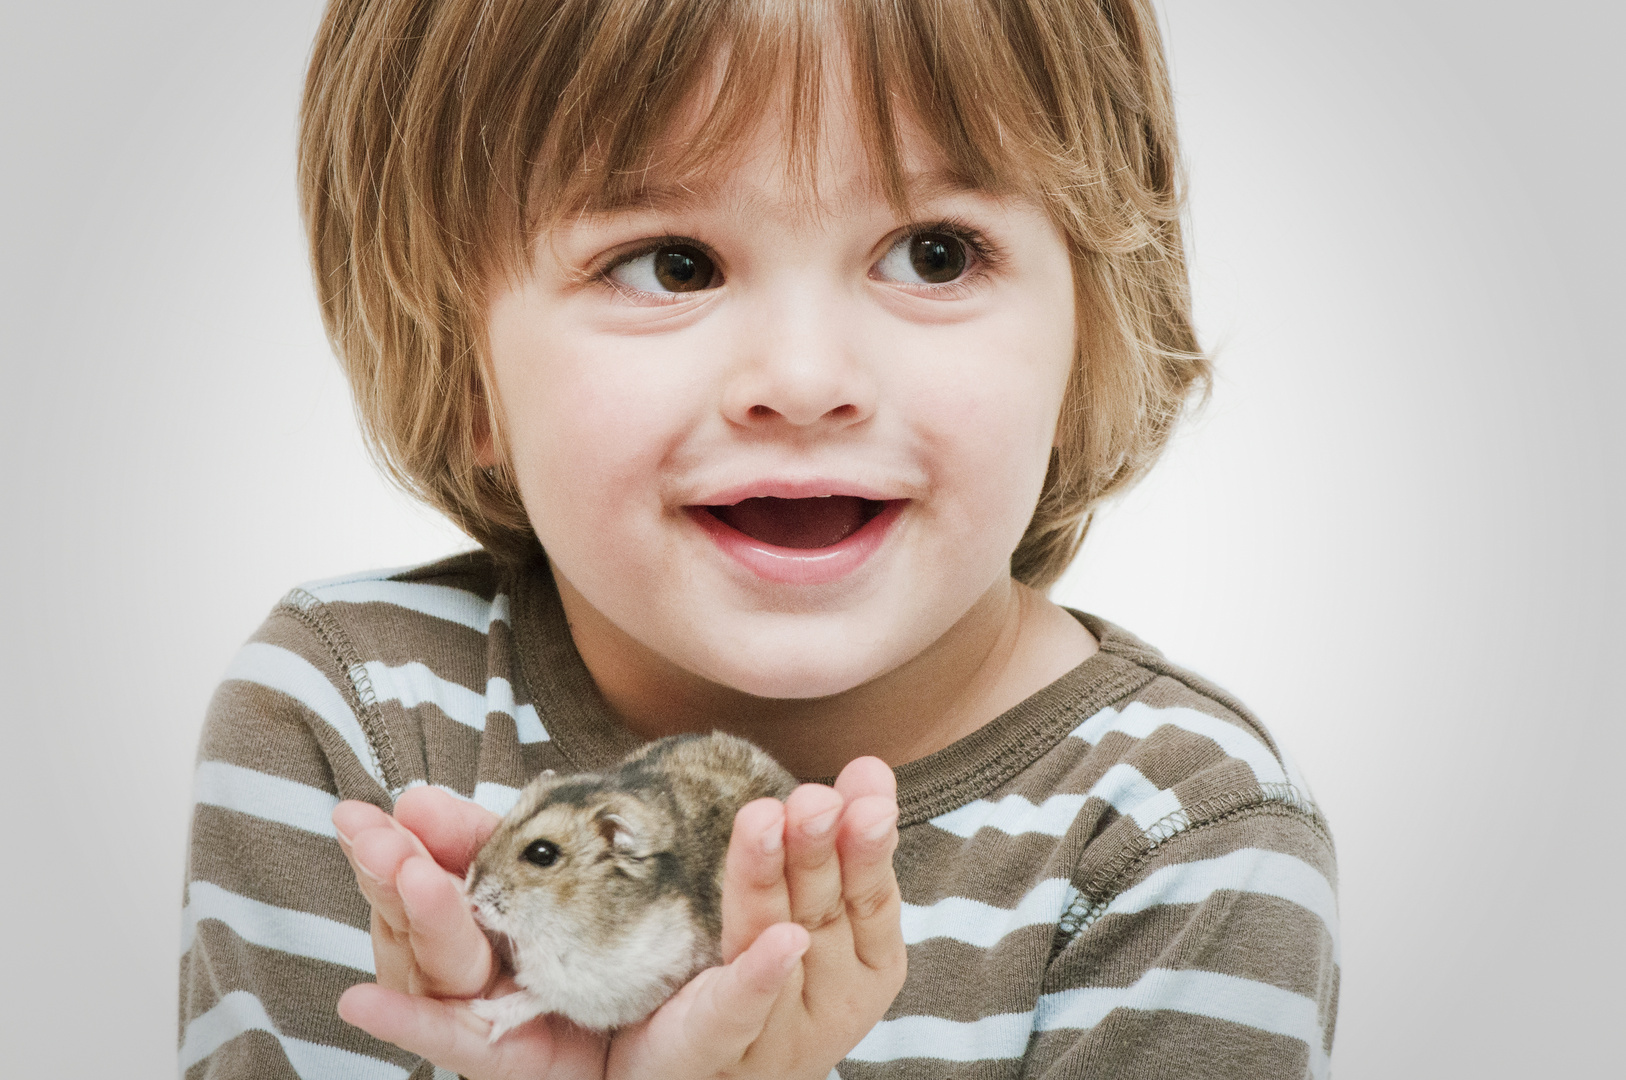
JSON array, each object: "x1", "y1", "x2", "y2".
[{"x1": 686, "y1": 477, "x2": 909, "y2": 506}]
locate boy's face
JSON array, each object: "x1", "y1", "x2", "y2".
[{"x1": 483, "y1": 90, "x2": 1076, "y2": 700}]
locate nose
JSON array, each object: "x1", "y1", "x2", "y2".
[{"x1": 719, "y1": 288, "x2": 877, "y2": 431}]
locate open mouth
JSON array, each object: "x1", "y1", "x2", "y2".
[{"x1": 700, "y1": 496, "x2": 893, "y2": 550}]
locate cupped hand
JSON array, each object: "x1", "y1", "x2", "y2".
[
  {"x1": 332, "y1": 787, "x2": 503, "y2": 998},
  {"x1": 332, "y1": 789, "x2": 610, "y2": 1079},
  {"x1": 331, "y1": 759, "x2": 906, "y2": 1080},
  {"x1": 608, "y1": 755, "x2": 907, "y2": 1079}
]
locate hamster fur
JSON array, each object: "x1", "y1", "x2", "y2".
[{"x1": 465, "y1": 732, "x2": 797, "y2": 1039}]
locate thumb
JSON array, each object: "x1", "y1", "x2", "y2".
[{"x1": 614, "y1": 922, "x2": 809, "y2": 1076}]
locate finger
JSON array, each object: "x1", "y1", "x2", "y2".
[
  {"x1": 782, "y1": 784, "x2": 847, "y2": 935},
  {"x1": 332, "y1": 800, "x2": 395, "y2": 853},
  {"x1": 334, "y1": 802, "x2": 404, "y2": 898},
  {"x1": 394, "y1": 786, "x2": 503, "y2": 875},
  {"x1": 398, "y1": 853, "x2": 495, "y2": 997},
  {"x1": 832, "y1": 756, "x2": 896, "y2": 804},
  {"x1": 620, "y1": 922, "x2": 809, "y2": 1078},
  {"x1": 337, "y1": 983, "x2": 490, "y2": 1067},
  {"x1": 336, "y1": 800, "x2": 435, "y2": 884},
  {"x1": 346, "y1": 824, "x2": 422, "y2": 930},
  {"x1": 337, "y1": 983, "x2": 580, "y2": 1080},
  {"x1": 719, "y1": 798, "x2": 791, "y2": 963},
  {"x1": 834, "y1": 793, "x2": 906, "y2": 973},
  {"x1": 682, "y1": 922, "x2": 810, "y2": 1057}
]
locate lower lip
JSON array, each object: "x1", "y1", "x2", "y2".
[{"x1": 687, "y1": 500, "x2": 905, "y2": 586}]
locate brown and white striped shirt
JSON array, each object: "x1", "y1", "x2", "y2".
[{"x1": 180, "y1": 551, "x2": 1338, "y2": 1079}]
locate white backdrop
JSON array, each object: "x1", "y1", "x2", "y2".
[{"x1": 1, "y1": 1, "x2": 1619, "y2": 1075}]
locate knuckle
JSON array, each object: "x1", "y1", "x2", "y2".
[
  {"x1": 788, "y1": 841, "x2": 838, "y2": 872},
  {"x1": 797, "y1": 894, "x2": 846, "y2": 933},
  {"x1": 846, "y1": 880, "x2": 897, "y2": 923}
]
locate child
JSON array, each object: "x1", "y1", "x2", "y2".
[{"x1": 179, "y1": 0, "x2": 1338, "y2": 1077}]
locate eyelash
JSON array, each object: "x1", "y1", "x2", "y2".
[
  {"x1": 592, "y1": 235, "x2": 720, "y2": 305},
  {"x1": 882, "y1": 217, "x2": 1004, "y2": 297},
  {"x1": 591, "y1": 219, "x2": 1005, "y2": 302}
]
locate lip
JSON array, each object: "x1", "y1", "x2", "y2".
[
  {"x1": 694, "y1": 477, "x2": 901, "y2": 505},
  {"x1": 687, "y1": 499, "x2": 906, "y2": 586}
]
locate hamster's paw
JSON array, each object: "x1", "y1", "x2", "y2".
[{"x1": 470, "y1": 991, "x2": 545, "y2": 1044}]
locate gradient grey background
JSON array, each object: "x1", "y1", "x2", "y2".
[{"x1": 2, "y1": 1, "x2": 1620, "y2": 1075}]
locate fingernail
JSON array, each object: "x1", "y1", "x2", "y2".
[
  {"x1": 804, "y1": 807, "x2": 840, "y2": 838},
  {"x1": 761, "y1": 826, "x2": 783, "y2": 855},
  {"x1": 863, "y1": 811, "x2": 898, "y2": 843},
  {"x1": 357, "y1": 863, "x2": 388, "y2": 886},
  {"x1": 333, "y1": 825, "x2": 354, "y2": 848}
]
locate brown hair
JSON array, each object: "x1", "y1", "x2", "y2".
[{"x1": 299, "y1": 0, "x2": 1207, "y2": 590}]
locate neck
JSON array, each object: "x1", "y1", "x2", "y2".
[{"x1": 551, "y1": 569, "x2": 1096, "y2": 778}]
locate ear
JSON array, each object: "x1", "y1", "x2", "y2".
[
  {"x1": 472, "y1": 407, "x2": 500, "y2": 469},
  {"x1": 597, "y1": 811, "x2": 639, "y2": 854},
  {"x1": 471, "y1": 369, "x2": 504, "y2": 469}
]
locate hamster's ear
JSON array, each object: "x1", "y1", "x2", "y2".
[{"x1": 597, "y1": 811, "x2": 639, "y2": 854}]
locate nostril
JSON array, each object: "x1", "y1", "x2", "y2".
[{"x1": 748, "y1": 404, "x2": 775, "y2": 418}]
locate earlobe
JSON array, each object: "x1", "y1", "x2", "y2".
[
  {"x1": 471, "y1": 378, "x2": 503, "y2": 469},
  {"x1": 472, "y1": 402, "x2": 498, "y2": 468}
]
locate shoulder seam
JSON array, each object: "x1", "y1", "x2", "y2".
[
  {"x1": 1134, "y1": 659, "x2": 1285, "y2": 765},
  {"x1": 1082, "y1": 614, "x2": 1290, "y2": 771},
  {"x1": 278, "y1": 588, "x2": 405, "y2": 795},
  {"x1": 1052, "y1": 785, "x2": 1333, "y2": 955}
]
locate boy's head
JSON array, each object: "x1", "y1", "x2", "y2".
[{"x1": 299, "y1": 0, "x2": 1204, "y2": 594}]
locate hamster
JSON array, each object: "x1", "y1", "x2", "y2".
[{"x1": 465, "y1": 731, "x2": 797, "y2": 1039}]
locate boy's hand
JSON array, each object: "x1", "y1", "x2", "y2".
[
  {"x1": 331, "y1": 758, "x2": 905, "y2": 1080},
  {"x1": 333, "y1": 788, "x2": 613, "y2": 1078},
  {"x1": 332, "y1": 789, "x2": 495, "y2": 998},
  {"x1": 609, "y1": 756, "x2": 907, "y2": 1079}
]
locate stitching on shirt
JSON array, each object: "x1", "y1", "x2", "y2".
[
  {"x1": 1051, "y1": 786, "x2": 1333, "y2": 956},
  {"x1": 280, "y1": 588, "x2": 405, "y2": 797},
  {"x1": 897, "y1": 663, "x2": 1160, "y2": 827}
]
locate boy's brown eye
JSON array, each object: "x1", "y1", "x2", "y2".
[
  {"x1": 607, "y1": 242, "x2": 719, "y2": 295},
  {"x1": 908, "y1": 233, "x2": 967, "y2": 283},
  {"x1": 653, "y1": 244, "x2": 715, "y2": 292},
  {"x1": 874, "y1": 230, "x2": 973, "y2": 286}
]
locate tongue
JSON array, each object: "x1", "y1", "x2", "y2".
[{"x1": 711, "y1": 496, "x2": 873, "y2": 549}]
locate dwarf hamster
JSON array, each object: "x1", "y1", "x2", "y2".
[{"x1": 465, "y1": 731, "x2": 797, "y2": 1039}]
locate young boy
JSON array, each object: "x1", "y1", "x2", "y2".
[{"x1": 179, "y1": 1, "x2": 1338, "y2": 1077}]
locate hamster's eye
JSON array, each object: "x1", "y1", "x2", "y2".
[
  {"x1": 875, "y1": 231, "x2": 968, "y2": 285},
  {"x1": 521, "y1": 839, "x2": 560, "y2": 868}
]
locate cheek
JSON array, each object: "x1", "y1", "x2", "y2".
[
  {"x1": 487, "y1": 299, "x2": 709, "y2": 546},
  {"x1": 893, "y1": 312, "x2": 1073, "y2": 520}
]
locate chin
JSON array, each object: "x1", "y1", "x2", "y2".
[
  {"x1": 688, "y1": 623, "x2": 910, "y2": 700},
  {"x1": 722, "y1": 665, "x2": 872, "y2": 700}
]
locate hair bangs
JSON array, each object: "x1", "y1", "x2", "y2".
[{"x1": 494, "y1": 0, "x2": 1077, "y2": 247}]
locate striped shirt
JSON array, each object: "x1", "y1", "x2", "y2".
[{"x1": 180, "y1": 551, "x2": 1338, "y2": 1078}]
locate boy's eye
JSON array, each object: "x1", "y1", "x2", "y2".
[
  {"x1": 875, "y1": 232, "x2": 969, "y2": 285},
  {"x1": 608, "y1": 243, "x2": 719, "y2": 294}
]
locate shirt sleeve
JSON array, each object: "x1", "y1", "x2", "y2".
[
  {"x1": 1021, "y1": 805, "x2": 1339, "y2": 1080},
  {"x1": 178, "y1": 609, "x2": 431, "y2": 1080}
]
